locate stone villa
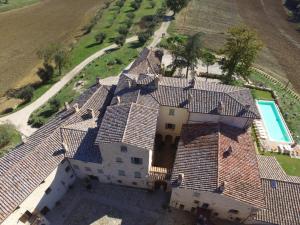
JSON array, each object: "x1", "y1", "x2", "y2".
[{"x1": 0, "y1": 48, "x2": 299, "y2": 225}]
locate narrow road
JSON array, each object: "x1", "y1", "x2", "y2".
[{"x1": 0, "y1": 17, "x2": 171, "y2": 137}]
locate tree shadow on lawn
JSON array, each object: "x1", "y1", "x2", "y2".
[
  {"x1": 85, "y1": 42, "x2": 102, "y2": 49},
  {"x1": 129, "y1": 41, "x2": 144, "y2": 49}
]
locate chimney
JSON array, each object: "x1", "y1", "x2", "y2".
[
  {"x1": 217, "y1": 101, "x2": 224, "y2": 114},
  {"x1": 244, "y1": 104, "x2": 251, "y2": 111},
  {"x1": 96, "y1": 77, "x2": 101, "y2": 86},
  {"x1": 154, "y1": 75, "x2": 160, "y2": 88},
  {"x1": 218, "y1": 181, "x2": 227, "y2": 193},
  {"x1": 117, "y1": 96, "x2": 121, "y2": 105},
  {"x1": 188, "y1": 93, "x2": 193, "y2": 102},
  {"x1": 190, "y1": 77, "x2": 195, "y2": 88},
  {"x1": 73, "y1": 103, "x2": 79, "y2": 112},
  {"x1": 223, "y1": 146, "x2": 233, "y2": 158},
  {"x1": 62, "y1": 142, "x2": 68, "y2": 153},
  {"x1": 64, "y1": 102, "x2": 70, "y2": 110},
  {"x1": 178, "y1": 173, "x2": 184, "y2": 185},
  {"x1": 128, "y1": 80, "x2": 132, "y2": 88},
  {"x1": 87, "y1": 108, "x2": 95, "y2": 119}
]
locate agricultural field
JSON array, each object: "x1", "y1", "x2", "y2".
[
  {"x1": 0, "y1": 0, "x2": 39, "y2": 12},
  {"x1": 0, "y1": 0, "x2": 106, "y2": 110},
  {"x1": 170, "y1": 0, "x2": 300, "y2": 93}
]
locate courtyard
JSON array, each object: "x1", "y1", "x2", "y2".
[{"x1": 46, "y1": 181, "x2": 196, "y2": 225}]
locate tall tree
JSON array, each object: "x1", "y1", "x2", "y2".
[
  {"x1": 201, "y1": 50, "x2": 216, "y2": 78},
  {"x1": 166, "y1": 0, "x2": 189, "y2": 16},
  {"x1": 183, "y1": 32, "x2": 203, "y2": 78},
  {"x1": 221, "y1": 25, "x2": 263, "y2": 83},
  {"x1": 53, "y1": 48, "x2": 68, "y2": 75}
]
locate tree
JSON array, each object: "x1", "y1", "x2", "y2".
[
  {"x1": 49, "y1": 98, "x2": 60, "y2": 113},
  {"x1": 17, "y1": 85, "x2": 34, "y2": 102},
  {"x1": 201, "y1": 51, "x2": 216, "y2": 77},
  {"x1": 53, "y1": 48, "x2": 69, "y2": 75},
  {"x1": 37, "y1": 63, "x2": 54, "y2": 83},
  {"x1": 118, "y1": 25, "x2": 129, "y2": 35},
  {"x1": 130, "y1": 1, "x2": 140, "y2": 10},
  {"x1": 221, "y1": 25, "x2": 263, "y2": 83},
  {"x1": 115, "y1": 0, "x2": 125, "y2": 7},
  {"x1": 138, "y1": 31, "x2": 151, "y2": 44},
  {"x1": 165, "y1": 35, "x2": 187, "y2": 73},
  {"x1": 95, "y1": 32, "x2": 106, "y2": 44},
  {"x1": 166, "y1": 0, "x2": 190, "y2": 16},
  {"x1": 182, "y1": 32, "x2": 203, "y2": 77},
  {"x1": 115, "y1": 35, "x2": 126, "y2": 47},
  {"x1": 149, "y1": 1, "x2": 156, "y2": 8},
  {"x1": 126, "y1": 12, "x2": 135, "y2": 19}
]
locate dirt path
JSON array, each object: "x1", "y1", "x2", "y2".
[
  {"x1": 236, "y1": 0, "x2": 300, "y2": 91},
  {"x1": 0, "y1": 18, "x2": 171, "y2": 137},
  {"x1": 0, "y1": 0, "x2": 104, "y2": 96}
]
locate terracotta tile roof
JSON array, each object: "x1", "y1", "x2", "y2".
[
  {"x1": 257, "y1": 155, "x2": 300, "y2": 183},
  {"x1": 127, "y1": 48, "x2": 162, "y2": 75},
  {"x1": 96, "y1": 103, "x2": 159, "y2": 151},
  {"x1": 246, "y1": 155, "x2": 300, "y2": 225},
  {"x1": 171, "y1": 123, "x2": 265, "y2": 209},
  {"x1": 255, "y1": 179, "x2": 300, "y2": 225},
  {"x1": 0, "y1": 84, "x2": 113, "y2": 223}
]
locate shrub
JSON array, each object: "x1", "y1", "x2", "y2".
[
  {"x1": 126, "y1": 12, "x2": 135, "y2": 19},
  {"x1": 138, "y1": 31, "x2": 151, "y2": 44},
  {"x1": 0, "y1": 124, "x2": 19, "y2": 150},
  {"x1": 49, "y1": 98, "x2": 60, "y2": 113},
  {"x1": 115, "y1": 58, "x2": 123, "y2": 65},
  {"x1": 124, "y1": 19, "x2": 133, "y2": 28},
  {"x1": 95, "y1": 32, "x2": 106, "y2": 44},
  {"x1": 115, "y1": 35, "x2": 126, "y2": 46},
  {"x1": 118, "y1": 25, "x2": 129, "y2": 35},
  {"x1": 115, "y1": 0, "x2": 125, "y2": 7},
  {"x1": 29, "y1": 116, "x2": 46, "y2": 128},
  {"x1": 149, "y1": 1, "x2": 156, "y2": 8},
  {"x1": 14, "y1": 85, "x2": 34, "y2": 102},
  {"x1": 130, "y1": 1, "x2": 141, "y2": 10},
  {"x1": 135, "y1": 0, "x2": 142, "y2": 3},
  {"x1": 37, "y1": 63, "x2": 54, "y2": 83}
]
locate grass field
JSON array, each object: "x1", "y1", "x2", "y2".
[
  {"x1": 0, "y1": 0, "x2": 39, "y2": 12},
  {"x1": 170, "y1": 0, "x2": 300, "y2": 93},
  {"x1": 0, "y1": 0, "x2": 105, "y2": 107},
  {"x1": 251, "y1": 89, "x2": 274, "y2": 100}
]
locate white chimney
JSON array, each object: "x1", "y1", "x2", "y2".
[
  {"x1": 154, "y1": 75, "x2": 160, "y2": 88},
  {"x1": 117, "y1": 96, "x2": 121, "y2": 105},
  {"x1": 73, "y1": 103, "x2": 79, "y2": 112},
  {"x1": 188, "y1": 93, "x2": 193, "y2": 102},
  {"x1": 96, "y1": 77, "x2": 101, "y2": 86},
  {"x1": 62, "y1": 142, "x2": 68, "y2": 152},
  {"x1": 64, "y1": 102, "x2": 70, "y2": 110},
  {"x1": 217, "y1": 101, "x2": 224, "y2": 114},
  {"x1": 87, "y1": 108, "x2": 95, "y2": 119}
]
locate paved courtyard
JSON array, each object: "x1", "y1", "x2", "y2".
[{"x1": 46, "y1": 181, "x2": 195, "y2": 225}]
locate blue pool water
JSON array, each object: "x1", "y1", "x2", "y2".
[{"x1": 257, "y1": 100, "x2": 293, "y2": 143}]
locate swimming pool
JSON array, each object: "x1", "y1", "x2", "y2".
[{"x1": 256, "y1": 100, "x2": 293, "y2": 143}]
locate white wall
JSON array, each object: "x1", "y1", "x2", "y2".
[
  {"x1": 170, "y1": 188, "x2": 257, "y2": 222},
  {"x1": 2, "y1": 160, "x2": 76, "y2": 225},
  {"x1": 69, "y1": 143, "x2": 152, "y2": 189},
  {"x1": 156, "y1": 106, "x2": 189, "y2": 141},
  {"x1": 189, "y1": 113, "x2": 252, "y2": 129}
]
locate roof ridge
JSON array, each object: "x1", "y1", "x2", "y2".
[
  {"x1": 224, "y1": 91, "x2": 258, "y2": 117},
  {"x1": 121, "y1": 103, "x2": 134, "y2": 143},
  {"x1": 216, "y1": 124, "x2": 221, "y2": 188}
]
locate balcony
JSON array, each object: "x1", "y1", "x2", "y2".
[{"x1": 149, "y1": 166, "x2": 172, "y2": 181}]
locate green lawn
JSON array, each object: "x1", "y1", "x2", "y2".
[
  {"x1": 0, "y1": 124, "x2": 21, "y2": 157},
  {"x1": 0, "y1": 0, "x2": 39, "y2": 12},
  {"x1": 251, "y1": 89, "x2": 274, "y2": 100},
  {"x1": 260, "y1": 151, "x2": 300, "y2": 177},
  {"x1": 249, "y1": 71, "x2": 300, "y2": 144}
]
